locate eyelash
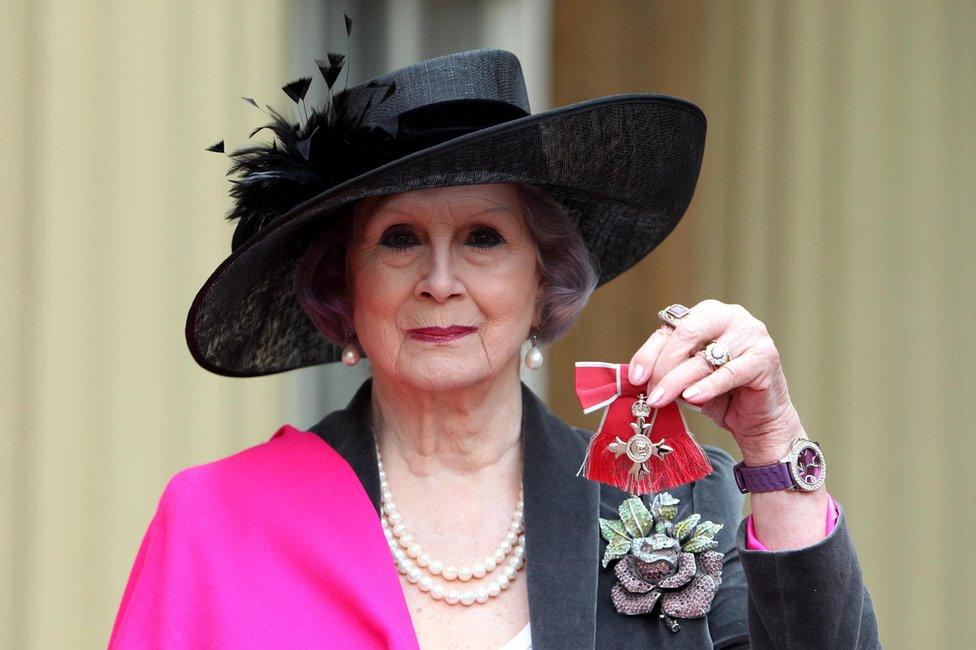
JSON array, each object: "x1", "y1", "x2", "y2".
[
  {"x1": 378, "y1": 225, "x2": 505, "y2": 251},
  {"x1": 468, "y1": 226, "x2": 505, "y2": 250},
  {"x1": 379, "y1": 226, "x2": 417, "y2": 251}
]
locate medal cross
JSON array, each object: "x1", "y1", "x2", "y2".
[{"x1": 607, "y1": 398, "x2": 675, "y2": 489}]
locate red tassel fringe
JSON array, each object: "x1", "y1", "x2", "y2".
[{"x1": 577, "y1": 404, "x2": 713, "y2": 495}]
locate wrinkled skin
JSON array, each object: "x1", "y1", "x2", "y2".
[
  {"x1": 629, "y1": 299, "x2": 805, "y2": 466},
  {"x1": 346, "y1": 183, "x2": 543, "y2": 393}
]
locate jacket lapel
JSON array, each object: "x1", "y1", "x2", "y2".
[
  {"x1": 308, "y1": 378, "x2": 383, "y2": 512},
  {"x1": 519, "y1": 379, "x2": 602, "y2": 648},
  {"x1": 308, "y1": 377, "x2": 602, "y2": 650}
]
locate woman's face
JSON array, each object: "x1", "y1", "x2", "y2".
[{"x1": 347, "y1": 183, "x2": 542, "y2": 391}]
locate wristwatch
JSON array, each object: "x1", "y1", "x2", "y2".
[{"x1": 732, "y1": 439, "x2": 827, "y2": 494}]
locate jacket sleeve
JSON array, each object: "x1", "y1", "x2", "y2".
[
  {"x1": 735, "y1": 500, "x2": 882, "y2": 648},
  {"x1": 699, "y1": 446, "x2": 882, "y2": 649}
]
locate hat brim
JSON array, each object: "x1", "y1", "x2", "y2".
[{"x1": 186, "y1": 93, "x2": 706, "y2": 377}]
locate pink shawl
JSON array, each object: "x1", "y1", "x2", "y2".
[{"x1": 109, "y1": 425, "x2": 419, "y2": 649}]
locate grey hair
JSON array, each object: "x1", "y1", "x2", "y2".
[{"x1": 294, "y1": 183, "x2": 599, "y2": 348}]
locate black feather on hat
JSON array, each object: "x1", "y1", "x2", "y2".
[{"x1": 210, "y1": 14, "x2": 398, "y2": 252}]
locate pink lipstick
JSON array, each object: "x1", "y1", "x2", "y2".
[{"x1": 406, "y1": 326, "x2": 477, "y2": 342}]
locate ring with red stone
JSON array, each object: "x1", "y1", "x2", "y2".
[{"x1": 657, "y1": 304, "x2": 691, "y2": 329}]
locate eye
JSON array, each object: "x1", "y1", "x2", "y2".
[
  {"x1": 379, "y1": 224, "x2": 418, "y2": 250},
  {"x1": 467, "y1": 225, "x2": 505, "y2": 250}
]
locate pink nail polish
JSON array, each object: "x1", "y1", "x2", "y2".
[
  {"x1": 649, "y1": 386, "x2": 665, "y2": 405},
  {"x1": 629, "y1": 363, "x2": 644, "y2": 385}
]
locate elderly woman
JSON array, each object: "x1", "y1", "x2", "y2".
[{"x1": 111, "y1": 48, "x2": 880, "y2": 649}]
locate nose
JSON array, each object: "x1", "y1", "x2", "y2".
[{"x1": 415, "y1": 243, "x2": 465, "y2": 303}]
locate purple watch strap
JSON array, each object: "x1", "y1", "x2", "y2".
[{"x1": 732, "y1": 461, "x2": 794, "y2": 493}]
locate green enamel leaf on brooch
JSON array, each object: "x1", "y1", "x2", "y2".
[
  {"x1": 681, "y1": 520, "x2": 722, "y2": 552},
  {"x1": 619, "y1": 497, "x2": 653, "y2": 537},
  {"x1": 602, "y1": 539, "x2": 631, "y2": 568},
  {"x1": 674, "y1": 513, "x2": 701, "y2": 542},
  {"x1": 694, "y1": 521, "x2": 724, "y2": 539},
  {"x1": 599, "y1": 517, "x2": 630, "y2": 545},
  {"x1": 651, "y1": 492, "x2": 680, "y2": 523},
  {"x1": 682, "y1": 534, "x2": 720, "y2": 553},
  {"x1": 632, "y1": 533, "x2": 677, "y2": 554},
  {"x1": 631, "y1": 537, "x2": 678, "y2": 563}
]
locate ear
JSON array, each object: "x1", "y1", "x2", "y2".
[{"x1": 531, "y1": 277, "x2": 545, "y2": 329}]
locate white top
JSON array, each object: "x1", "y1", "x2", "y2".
[{"x1": 498, "y1": 622, "x2": 532, "y2": 650}]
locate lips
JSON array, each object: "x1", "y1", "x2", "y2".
[{"x1": 406, "y1": 326, "x2": 477, "y2": 342}]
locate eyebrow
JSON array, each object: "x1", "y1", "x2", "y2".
[{"x1": 373, "y1": 207, "x2": 419, "y2": 218}]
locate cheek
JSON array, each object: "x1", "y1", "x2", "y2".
[
  {"x1": 469, "y1": 251, "x2": 539, "y2": 333},
  {"x1": 348, "y1": 251, "x2": 415, "y2": 342}
]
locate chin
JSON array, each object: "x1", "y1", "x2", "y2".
[{"x1": 389, "y1": 350, "x2": 502, "y2": 392}]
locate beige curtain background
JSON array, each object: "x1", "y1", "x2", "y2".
[
  {"x1": 550, "y1": 2, "x2": 975, "y2": 648},
  {"x1": 0, "y1": 2, "x2": 294, "y2": 647},
  {"x1": 2, "y1": 1, "x2": 972, "y2": 648}
]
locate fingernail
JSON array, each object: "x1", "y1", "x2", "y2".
[
  {"x1": 649, "y1": 386, "x2": 665, "y2": 406},
  {"x1": 683, "y1": 386, "x2": 701, "y2": 399},
  {"x1": 629, "y1": 363, "x2": 644, "y2": 385},
  {"x1": 677, "y1": 398, "x2": 703, "y2": 413}
]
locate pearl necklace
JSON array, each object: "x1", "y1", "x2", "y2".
[{"x1": 376, "y1": 450, "x2": 526, "y2": 606}]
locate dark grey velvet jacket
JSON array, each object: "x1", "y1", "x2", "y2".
[{"x1": 309, "y1": 378, "x2": 881, "y2": 649}]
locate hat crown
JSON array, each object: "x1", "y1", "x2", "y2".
[{"x1": 342, "y1": 48, "x2": 531, "y2": 136}]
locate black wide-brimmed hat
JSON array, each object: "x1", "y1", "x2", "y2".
[{"x1": 187, "y1": 47, "x2": 706, "y2": 377}]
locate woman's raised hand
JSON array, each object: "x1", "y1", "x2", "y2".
[{"x1": 628, "y1": 299, "x2": 805, "y2": 466}]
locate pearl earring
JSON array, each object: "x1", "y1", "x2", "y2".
[
  {"x1": 524, "y1": 332, "x2": 543, "y2": 370},
  {"x1": 341, "y1": 333, "x2": 360, "y2": 366}
]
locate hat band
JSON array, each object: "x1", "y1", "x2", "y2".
[
  {"x1": 395, "y1": 98, "x2": 529, "y2": 137},
  {"x1": 363, "y1": 98, "x2": 528, "y2": 160}
]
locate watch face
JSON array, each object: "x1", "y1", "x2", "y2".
[{"x1": 788, "y1": 441, "x2": 827, "y2": 491}]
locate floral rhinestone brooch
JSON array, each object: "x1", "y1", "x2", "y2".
[{"x1": 599, "y1": 492, "x2": 724, "y2": 632}]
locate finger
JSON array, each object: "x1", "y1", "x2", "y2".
[
  {"x1": 680, "y1": 350, "x2": 765, "y2": 404},
  {"x1": 700, "y1": 391, "x2": 732, "y2": 431},
  {"x1": 628, "y1": 324, "x2": 673, "y2": 385},
  {"x1": 645, "y1": 351, "x2": 716, "y2": 409},
  {"x1": 675, "y1": 397, "x2": 703, "y2": 413},
  {"x1": 648, "y1": 299, "x2": 731, "y2": 393}
]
